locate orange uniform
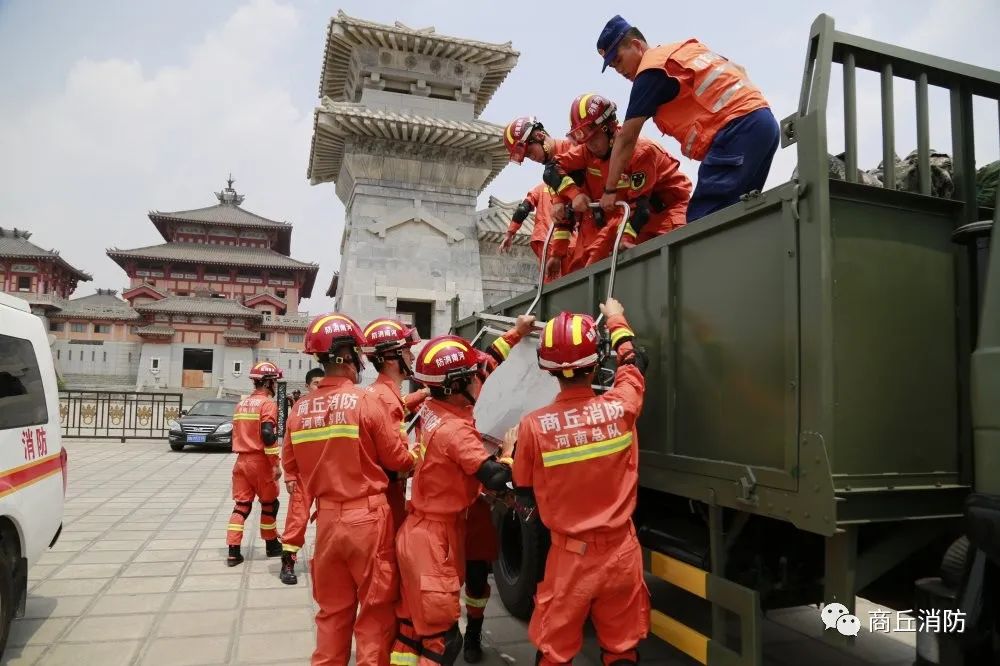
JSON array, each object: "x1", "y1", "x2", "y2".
[
  {"x1": 280, "y1": 396, "x2": 310, "y2": 558},
  {"x1": 550, "y1": 136, "x2": 691, "y2": 270},
  {"x1": 367, "y1": 377, "x2": 429, "y2": 531},
  {"x1": 392, "y1": 328, "x2": 524, "y2": 666},
  {"x1": 283, "y1": 376, "x2": 418, "y2": 666},
  {"x1": 513, "y1": 314, "x2": 650, "y2": 665},
  {"x1": 228, "y1": 389, "x2": 280, "y2": 547}
]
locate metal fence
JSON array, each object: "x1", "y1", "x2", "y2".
[{"x1": 58, "y1": 391, "x2": 184, "y2": 441}]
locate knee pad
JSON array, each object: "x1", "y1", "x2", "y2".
[
  {"x1": 423, "y1": 623, "x2": 462, "y2": 665},
  {"x1": 232, "y1": 501, "x2": 252, "y2": 519},
  {"x1": 261, "y1": 498, "x2": 280, "y2": 518}
]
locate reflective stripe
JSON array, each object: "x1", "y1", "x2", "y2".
[
  {"x1": 423, "y1": 339, "x2": 468, "y2": 364},
  {"x1": 464, "y1": 595, "x2": 489, "y2": 608},
  {"x1": 543, "y1": 320, "x2": 555, "y2": 348},
  {"x1": 624, "y1": 223, "x2": 637, "y2": 239},
  {"x1": 541, "y1": 432, "x2": 632, "y2": 468},
  {"x1": 282, "y1": 544, "x2": 301, "y2": 553},
  {"x1": 571, "y1": 316, "x2": 583, "y2": 345},
  {"x1": 311, "y1": 314, "x2": 354, "y2": 334},
  {"x1": 232, "y1": 413, "x2": 260, "y2": 421},
  {"x1": 557, "y1": 176, "x2": 576, "y2": 194},
  {"x1": 399, "y1": 422, "x2": 408, "y2": 434},
  {"x1": 684, "y1": 128, "x2": 698, "y2": 157},
  {"x1": 264, "y1": 446, "x2": 281, "y2": 456},
  {"x1": 553, "y1": 230, "x2": 572, "y2": 240},
  {"x1": 695, "y1": 64, "x2": 727, "y2": 96},
  {"x1": 364, "y1": 320, "x2": 404, "y2": 336},
  {"x1": 712, "y1": 81, "x2": 744, "y2": 113},
  {"x1": 260, "y1": 522, "x2": 277, "y2": 531},
  {"x1": 586, "y1": 167, "x2": 603, "y2": 176},
  {"x1": 577, "y1": 93, "x2": 593, "y2": 120},
  {"x1": 492, "y1": 336, "x2": 511, "y2": 360},
  {"x1": 227, "y1": 523, "x2": 244, "y2": 532},
  {"x1": 290, "y1": 424, "x2": 361, "y2": 445},
  {"x1": 390, "y1": 652, "x2": 419, "y2": 666},
  {"x1": 610, "y1": 328, "x2": 635, "y2": 346}
]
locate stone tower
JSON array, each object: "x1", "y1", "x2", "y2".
[{"x1": 307, "y1": 11, "x2": 519, "y2": 336}]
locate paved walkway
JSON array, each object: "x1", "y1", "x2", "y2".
[{"x1": 5, "y1": 440, "x2": 921, "y2": 665}]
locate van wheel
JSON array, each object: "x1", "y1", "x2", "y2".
[
  {"x1": 170, "y1": 443, "x2": 185, "y2": 452},
  {"x1": 0, "y1": 549, "x2": 15, "y2": 657},
  {"x1": 491, "y1": 503, "x2": 549, "y2": 621}
]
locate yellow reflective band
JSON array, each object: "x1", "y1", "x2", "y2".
[
  {"x1": 492, "y1": 336, "x2": 511, "y2": 360},
  {"x1": 422, "y1": 339, "x2": 469, "y2": 364},
  {"x1": 391, "y1": 652, "x2": 419, "y2": 666},
  {"x1": 260, "y1": 522, "x2": 277, "y2": 531},
  {"x1": 571, "y1": 315, "x2": 583, "y2": 345},
  {"x1": 504, "y1": 125, "x2": 514, "y2": 145},
  {"x1": 311, "y1": 314, "x2": 354, "y2": 334},
  {"x1": 649, "y1": 552, "x2": 707, "y2": 598},
  {"x1": 282, "y1": 544, "x2": 301, "y2": 553},
  {"x1": 624, "y1": 223, "x2": 637, "y2": 238},
  {"x1": 544, "y1": 185, "x2": 556, "y2": 195},
  {"x1": 578, "y1": 93, "x2": 593, "y2": 120},
  {"x1": 227, "y1": 524, "x2": 244, "y2": 532},
  {"x1": 543, "y1": 320, "x2": 555, "y2": 348},
  {"x1": 650, "y1": 610, "x2": 709, "y2": 664},
  {"x1": 587, "y1": 167, "x2": 603, "y2": 176},
  {"x1": 557, "y1": 176, "x2": 575, "y2": 194},
  {"x1": 399, "y1": 422, "x2": 408, "y2": 434},
  {"x1": 541, "y1": 432, "x2": 632, "y2": 468},
  {"x1": 264, "y1": 446, "x2": 281, "y2": 456},
  {"x1": 290, "y1": 424, "x2": 361, "y2": 445},
  {"x1": 364, "y1": 319, "x2": 404, "y2": 336},
  {"x1": 553, "y1": 230, "x2": 572, "y2": 240},
  {"x1": 232, "y1": 413, "x2": 260, "y2": 421},
  {"x1": 464, "y1": 595, "x2": 489, "y2": 608},
  {"x1": 610, "y1": 328, "x2": 634, "y2": 346}
]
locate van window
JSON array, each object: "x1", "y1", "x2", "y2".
[{"x1": 0, "y1": 333, "x2": 49, "y2": 430}]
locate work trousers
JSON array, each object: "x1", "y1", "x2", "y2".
[
  {"x1": 281, "y1": 482, "x2": 311, "y2": 556},
  {"x1": 228, "y1": 453, "x2": 279, "y2": 546}
]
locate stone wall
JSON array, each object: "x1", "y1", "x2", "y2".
[
  {"x1": 478, "y1": 239, "x2": 540, "y2": 309},
  {"x1": 53, "y1": 340, "x2": 140, "y2": 381}
]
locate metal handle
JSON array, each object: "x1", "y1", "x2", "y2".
[
  {"x1": 524, "y1": 221, "x2": 557, "y2": 318},
  {"x1": 590, "y1": 200, "x2": 631, "y2": 326}
]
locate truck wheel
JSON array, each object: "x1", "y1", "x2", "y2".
[
  {"x1": 170, "y1": 443, "x2": 185, "y2": 452},
  {"x1": 940, "y1": 536, "x2": 971, "y2": 588},
  {"x1": 0, "y1": 548, "x2": 14, "y2": 657},
  {"x1": 491, "y1": 503, "x2": 549, "y2": 621}
]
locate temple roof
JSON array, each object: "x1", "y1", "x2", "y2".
[
  {"x1": 476, "y1": 196, "x2": 536, "y2": 245},
  {"x1": 0, "y1": 227, "x2": 92, "y2": 281},
  {"x1": 135, "y1": 325, "x2": 176, "y2": 337},
  {"x1": 259, "y1": 314, "x2": 312, "y2": 330},
  {"x1": 50, "y1": 289, "x2": 142, "y2": 321},
  {"x1": 134, "y1": 296, "x2": 262, "y2": 318},
  {"x1": 307, "y1": 102, "x2": 509, "y2": 189},
  {"x1": 319, "y1": 11, "x2": 519, "y2": 117},
  {"x1": 222, "y1": 330, "x2": 261, "y2": 341},
  {"x1": 106, "y1": 243, "x2": 320, "y2": 297},
  {"x1": 149, "y1": 179, "x2": 293, "y2": 254}
]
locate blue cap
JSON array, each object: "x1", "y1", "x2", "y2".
[{"x1": 597, "y1": 15, "x2": 632, "y2": 72}]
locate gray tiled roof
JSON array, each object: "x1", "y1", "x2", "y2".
[
  {"x1": 260, "y1": 314, "x2": 312, "y2": 330},
  {"x1": 0, "y1": 228, "x2": 92, "y2": 281},
  {"x1": 223, "y1": 330, "x2": 262, "y2": 341},
  {"x1": 150, "y1": 203, "x2": 291, "y2": 230},
  {"x1": 134, "y1": 296, "x2": 262, "y2": 318},
  {"x1": 476, "y1": 196, "x2": 535, "y2": 245},
  {"x1": 135, "y1": 325, "x2": 176, "y2": 336},
  {"x1": 320, "y1": 11, "x2": 519, "y2": 116},
  {"x1": 107, "y1": 243, "x2": 319, "y2": 271},
  {"x1": 308, "y1": 102, "x2": 510, "y2": 189}
]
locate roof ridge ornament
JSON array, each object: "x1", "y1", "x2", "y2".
[{"x1": 215, "y1": 174, "x2": 245, "y2": 205}]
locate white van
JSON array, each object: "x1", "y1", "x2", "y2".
[{"x1": 0, "y1": 293, "x2": 67, "y2": 653}]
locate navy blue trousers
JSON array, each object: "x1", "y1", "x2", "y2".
[{"x1": 687, "y1": 107, "x2": 781, "y2": 222}]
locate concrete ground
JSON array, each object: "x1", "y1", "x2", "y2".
[{"x1": 5, "y1": 440, "x2": 923, "y2": 665}]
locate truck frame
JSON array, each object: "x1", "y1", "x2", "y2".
[{"x1": 452, "y1": 14, "x2": 1000, "y2": 666}]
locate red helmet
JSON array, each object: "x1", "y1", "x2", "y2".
[
  {"x1": 304, "y1": 312, "x2": 367, "y2": 368},
  {"x1": 249, "y1": 361, "x2": 283, "y2": 380},
  {"x1": 362, "y1": 319, "x2": 420, "y2": 358},
  {"x1": 567, "y1": 94, "x2": 618, "y2": 144},
  {"x1": 537, "y1": 312, "x2": 602, "y2": 376},
  {"x1": 413, "y1": 334, "x2": 490, "y2": 390},
  {"x1": 503, "y1": 116, "x2": 546, "y2": 164}
]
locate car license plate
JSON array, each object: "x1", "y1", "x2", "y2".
[{"x1": 187, "y1": 434, "x2": 207, "y2": 443}]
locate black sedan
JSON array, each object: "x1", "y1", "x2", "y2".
[{"x1": 168, "y1": 398, "x2": 239, "y2": 451}]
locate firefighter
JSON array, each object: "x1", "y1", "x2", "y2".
[
  {"x1": 282, "y1": 313, "x2": 419, "y2": 666},
  {"x1": 502, "y1": 116, "x2": 573, "y2": 167},
  {"x1": 226, "y1": 360, "x2": 284, "y2": 567},
  {"x1": 544, "y1": 93, "x2": 691, "y2": 275},
  {"x1": 595, "y1": 15, "x2": 780, "y2": 222},
  {"x1": 361, "y1": 318, "x2": 430, "y2": 531},
  {"x1": 390, "y1": 315, "x2": 534, "y2": 666},
  {"x1": 512, "y1": 297, "x2": 650, "y2": 665},
  {"x1": 279, "y1": 366, "x2": 325, "y2": 585}
]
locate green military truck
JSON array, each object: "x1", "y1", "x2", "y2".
[{"x1": 453, "y1": 14, "x2": 1000, "y2": 666}]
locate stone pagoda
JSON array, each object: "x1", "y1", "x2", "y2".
[{"x1": 307, "y1": 11, "x2": 520, "y2": 336}]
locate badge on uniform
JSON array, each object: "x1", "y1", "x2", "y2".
[{"x1": 630, "y1": 172, "x2": 646, "y2": 189}]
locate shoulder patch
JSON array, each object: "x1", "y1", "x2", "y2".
[{"x1": 630, "y1": 172, "x2": 647, "y2": 190}]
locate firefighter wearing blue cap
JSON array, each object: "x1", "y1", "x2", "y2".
[{"x1": 595, "y1": 15, "x2": 780, "y2": 222}]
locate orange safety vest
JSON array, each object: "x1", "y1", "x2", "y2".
[{"x1": 636, "y1": 41, "x2": 769, "y2": 161}]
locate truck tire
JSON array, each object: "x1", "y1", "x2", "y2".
[
  {"x1": 0, "y1": 548, "x2": 14, "y2": 658},
  {"x1": 492, "y1": 502, "x2": 549, "y2": 621},
  {"x1": 940, "y1": 535, "x2": 971, "y2": 589}
]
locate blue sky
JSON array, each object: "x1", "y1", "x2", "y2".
[{"x1": 1, "y1": 0, "x2": 998, "y2": 314}]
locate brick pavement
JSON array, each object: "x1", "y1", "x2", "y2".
[{"x1": 4, "y1": 440, "x2": 921, "y2": 665}]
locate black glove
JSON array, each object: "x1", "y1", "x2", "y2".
[
  {"x1": 512, "y1": 199, "x2": 533, "y2": 224},
  {"x1": 619, "y1": 346, "x2": 649, "y2": 375},
  {"x1": 542, "y1": 162, "x2": 564, "y2": 190},
  {"x1": 592, "y1": 206, "x2": 606, "y2": 228},
  {"x1": 631, "y1": 197, "x2": 651, "y2": 233}
]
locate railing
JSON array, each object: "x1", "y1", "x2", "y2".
[
  {"x1": 784, "y1": 13, "x2": 1000, "y2": 223},
  {"x1": 58, "y1": 390, "x2": 184, "y2": 441}
]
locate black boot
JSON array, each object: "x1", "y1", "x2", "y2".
[
  {"x1": 280, "y1": 552, "x2": 298, "y2": 585},
  {"x1": 463, "y1": 617, "x2": 484, "y2": 663},
  {"x1": 226, "y1": 545, "x2": 244, "y2": 567},
  {"x1": 265, "y1": 538, "x2": 283, "y2": 557}
]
